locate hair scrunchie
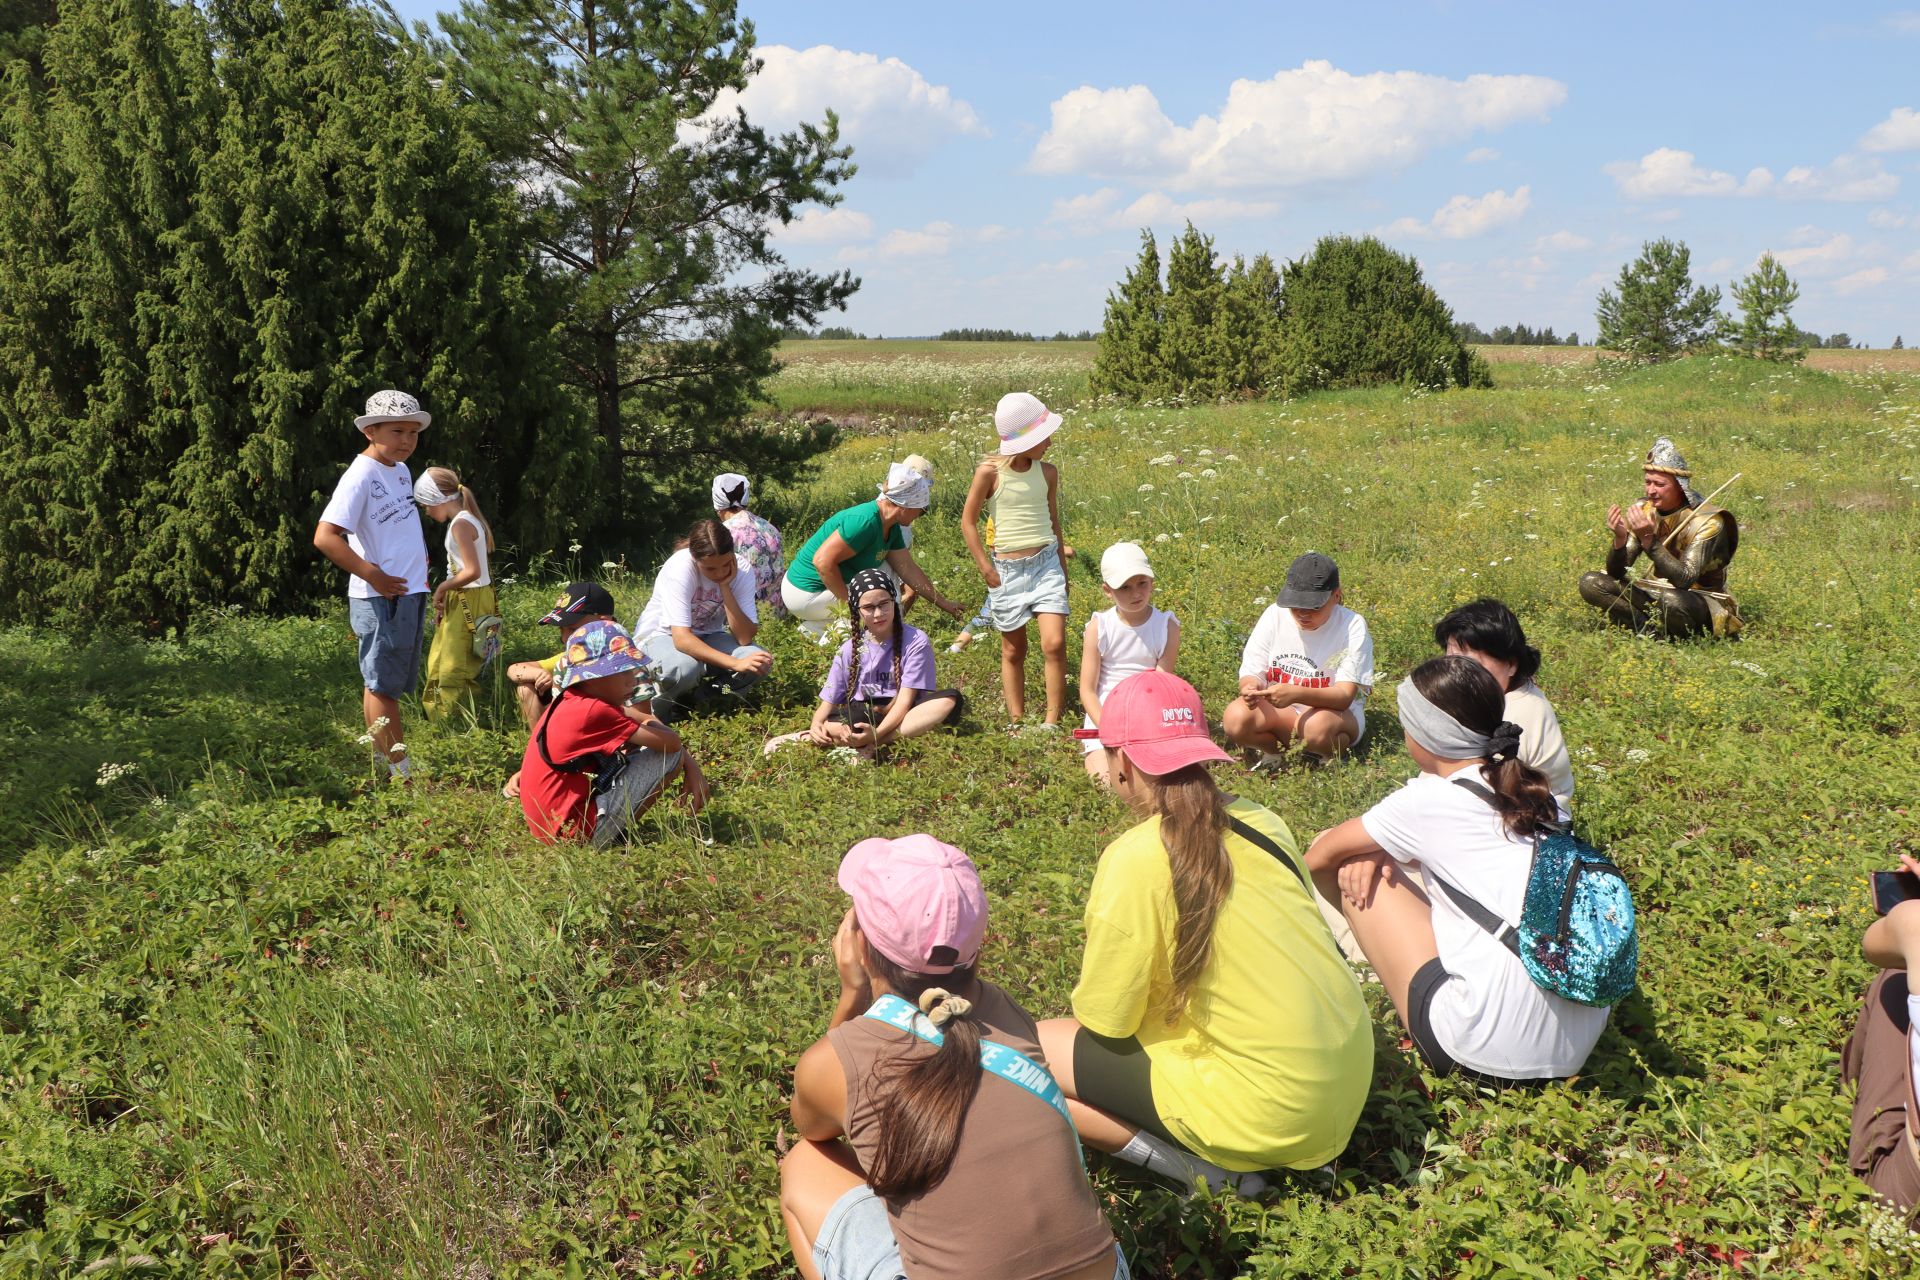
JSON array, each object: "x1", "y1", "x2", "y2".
[
  {"x1": 1486, "y1": 720, "x2": 1524, "y2": 762},
  {"x1": 918, "y1": 987, "x2": 973, "y2": 1028}
]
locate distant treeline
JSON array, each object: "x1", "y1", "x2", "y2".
[
  {"x1": 1455, "y1": 322, "x2": 1582, "y2": 346},
  {"x1": 936, "y1": 328, "x2": 1097, "y2": 342}
]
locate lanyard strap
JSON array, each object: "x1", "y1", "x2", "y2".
[{"x1": 863, "y1": 994, "x2": 1084, "y2": 1170}]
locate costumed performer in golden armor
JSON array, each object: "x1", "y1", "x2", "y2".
[{"x1": 1577, "y1": 437, "x2": 1740, "y2": 639}]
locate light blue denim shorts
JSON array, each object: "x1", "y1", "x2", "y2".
[
  {"x1": 813, "y1": 1184, "x2": 1129, "y2": 1280},
  {"x1": 987, "y1": 543, "x2": 1069, "y2": 631},
  {"x1": 347, "y1": 592, "x2": 426, "y2": 696}
]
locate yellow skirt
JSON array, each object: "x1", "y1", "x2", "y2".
[{"x1": 423, "y1": 584, "x2": 500, "y2": 722}]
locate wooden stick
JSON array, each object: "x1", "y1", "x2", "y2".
[{"x1": 1659, "y1": 472, "x2": 1742, "y2": 548}]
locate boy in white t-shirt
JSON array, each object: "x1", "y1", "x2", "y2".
[
  {"x1": 1078, "y1": 541, "x2": 1180, "y2": 784},
  {"x1": 313, "y1": 390, "x2": 433, "y2": 779},
  {"x1": 1223, "y1": 552, "x2": 1374, "y2": 768}
]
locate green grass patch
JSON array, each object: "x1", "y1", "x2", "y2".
[{"x1": 4, "y1": 353, "x2": 1919, "y2": 1275}]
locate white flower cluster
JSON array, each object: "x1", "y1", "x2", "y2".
[
  {"x1": 1729, "y1": 660, "x2": 1770, "y2": 678},
  {"x1": 96, "y1": 761, "x2": 139, "y2": 787}
]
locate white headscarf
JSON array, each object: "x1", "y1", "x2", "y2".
[
  {"x1": 712, "y1": 472, "x2": 751, "y2": 511},
  {"x1": 877, "y1": 462, "x2": 932, "y2": 510},
  {"x1": 412, "y1": 472, "x2": 454, "y2": 506}
]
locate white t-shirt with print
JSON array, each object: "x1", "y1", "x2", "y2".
[
  {"x1": 634, "y1": 548, "x2": 757, "y2": 642},
  {"x1": 318, "y1": 455, "x2": 429, "y2": 598},
  {"x1": 1236, "y1": 604, "x2": 1376, "y2": 711},
  {"x1": 1360, "y1": 771, "x2": 1609, "y2": 1078}
]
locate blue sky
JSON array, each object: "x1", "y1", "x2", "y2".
[{"x1": 396, "y1": 1, "x2": 1920, "y2": 342}]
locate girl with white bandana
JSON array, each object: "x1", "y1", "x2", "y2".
[
  {"x1": 414, "y1": 465, "x2": 500, "y2": 722},
  {"x1": 1306, "y1": 656, "x2": 1609, "y2": 1082}
]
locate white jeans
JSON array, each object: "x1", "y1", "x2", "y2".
[{"x1": 781, "y1": 574, "x2": 840, "y2": 633}]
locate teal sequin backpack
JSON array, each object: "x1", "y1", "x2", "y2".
[{"x1": 1426, "y1": 777, "x2": 1638, "y2": 1008}]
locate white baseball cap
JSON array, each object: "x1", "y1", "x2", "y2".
[{"x1": 1100, "y1": 541, "x2": 1155, "y2": 589}]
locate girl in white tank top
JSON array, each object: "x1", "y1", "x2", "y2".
[{"x1": 1079, "y1": 542, "x2": 1181, "y2": 783}]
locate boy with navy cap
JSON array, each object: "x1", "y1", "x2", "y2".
[{"x1": 1221, "y1": 552, "x2": 1375, "y2": 768}]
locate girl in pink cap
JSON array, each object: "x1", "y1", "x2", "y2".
[
  {"x1": 780, "y1": 834, "x2": 1126, "y2": 1280},
  {"x1": 1037, "y1": 670, "x2": 1373, "y2": 1195}
]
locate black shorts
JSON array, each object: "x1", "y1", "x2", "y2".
[
  {"x1": 1406, "y1": 956, "x2": 1554, "y2": 1089},
  {"x1": 843, "y1": 689, "x2": 966, "y2": 728},
  {"x1": 1071, "y1": 1028, "x2": 1191, "y2": 1152}
]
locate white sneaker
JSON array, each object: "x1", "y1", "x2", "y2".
[{"x1": 1248, "y1": 751, "x2": 1287, "y2": 774}]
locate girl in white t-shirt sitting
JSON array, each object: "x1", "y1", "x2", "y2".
[
  {"x1": 415, "y1": 466, "x2": 500, "y2": 723},
  {"x1": 1078, "y1": 542, "x2": 1180, "y2": 784},
  {"x1": 1305, "y1": 656, "x2": 1609, "y2": 1083},
  {"x1": 1222, "y1": 552, "x2": 1374, "y2": 767},
  {"x1": 1432, "y1": 598, "x2": 1575, "y2": 812}
]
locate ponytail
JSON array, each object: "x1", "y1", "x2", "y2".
[
  {"x1": 1142, "y1": 763, "x2": 1233, "y2": 1025},
  {"x1": 457, "y1": 484, "x2": 495, "y2": 554},
  {"x1": 1411, "y1": 655, "x2": 1559, "y2": 840},
  {"x1": 863, "y1": 950, "x2": 983, "y2": 1198}
]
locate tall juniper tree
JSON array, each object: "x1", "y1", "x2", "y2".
[
  {"x1": 1091, "y1": 229, "x2": 1164, "y2": 399},
  {"x1": 439, "y1": 0, "x2": 858, "y2": 538}
]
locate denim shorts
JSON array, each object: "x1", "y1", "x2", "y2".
[
  {"x1": 988, "y1": 543, "x2": 1069, "y2": 631},
  {"x1": 813, "y1": 1184, "x2": 1130, "y2": 1280},
  {"x1": 348, "y1": 593, "x2": 427, "y2": 696}
]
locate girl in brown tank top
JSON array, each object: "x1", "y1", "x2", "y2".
[{"x1": 779, "y1": 833, "x2": 1124, "y2": 1280}]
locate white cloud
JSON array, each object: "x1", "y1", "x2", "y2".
[
  {"x1": 1704, "y1": 256, "x2": 1736, "y2": 275},
  {"x1": 708, "y1": 45, "x2": 986, "y2": 177},
  {"x1": 1772, "y1": 233, "x2": 1857, "y2": 273},
  {"x1": 1861, "y1": 107, "x2": 1920, "y2": 153},
  {"x1": 1028, "y1": 60, "x2": 1566, "y2": 190},
  {"x1": 1889, "y1": 12, "x2": 1920, "y2": 34},
  {"x1": 1834, "y1": 267, "x2": 1891, "y2": 294},
  {"x1": 833, "y1": 220, "x2": 1022, "y2": 263},
  {"x1": 1048, "y1": 188, "x2": 1124, "y2": 225},
  {"x1": 1867, "y1": 209, "x2": 1911, "y2": 229},
  {"x1": 1902, "y1": 248, "x2": 1920, "y2": 273},
  {"x1": 1465, "y1": 147, "x2": 1501, "y2": 163},
  {"x1": 1049, "y1": 186, "x2": 1279, "y2": 230},
  {"x1": 1606, "y1": 147, "x2": 1897, "y2": 202},
  {"x1": 1383, "y1": 186, "x2": 1532, "y2": 240},
  {"x1": 776, "y1": 207, "x2": 875, "y2": 246},
  {"x1": 1534, "y1": 230, "x2": 1592, "y2": 251}
]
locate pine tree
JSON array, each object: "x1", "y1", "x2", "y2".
[
  {"x1": 1728, "y1": 253, "x2": 1804, "y2": 363},
  {"x1": 441, "y1": 0, "x2": 857, "y2": 540},
  {"x1": 1159, "y1": 223, "x2": 1227, "y2": 397},
  {"x1": 1211, "y1": 253, "x2": 1284, "y2": 395},
  {"x1": 1275, "y1": 235, "x2": 1489, "y2": 391},
  {"x1": 1091, "y1": 230, "x2": 1165, "y2": 399},
  {"x1": 1595, "y1": 238, "x2": 1723, "y2": 362},
  {"x1": 1895, "y1": 336, "x2": 1905, "y2": 350}
]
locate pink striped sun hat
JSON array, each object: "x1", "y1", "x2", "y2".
[{"x1": 993, "y1": 391, "x2": 1063, "y2": 456}]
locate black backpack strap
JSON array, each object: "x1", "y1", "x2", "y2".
[
  {"x1": 1451, "y1": 775, "x2": 1498, "y2": 804},
  {"x1": 1424, "y1": 871, "x2": 1522, "y2": 958},
  {"x1": 535, "y1": 694, "x2": 609, "y2": 775},
  {"x1": 1226, "y1": 814, "x2": 1308, "y2": 889}
]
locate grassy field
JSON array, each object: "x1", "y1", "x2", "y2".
[{"x1": 4, "y1": 350, "x2": 1920, "y2": 1277}]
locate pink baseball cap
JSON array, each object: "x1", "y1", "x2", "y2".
[
  {"x1": 837, "y1": 834, "x2": 988, "y2": 975},
  {"x1": 1090, "y1": 669, "x2": 1232, "y2": 776}
]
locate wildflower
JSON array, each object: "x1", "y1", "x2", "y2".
[
  {"x1": 1253, "y1": 596, "x2": 1269, "y2": 606},
  {"x1": 1177, "y1": 471, "x2": 1194, "y2": 480},
  {"x1": 1138, "y1": 483, "x2": 1155, "y2": 493},
  {"x1": 1155, "y1": 533, "x2": 1171, "y2": 544},
  {"x1": 1624, "y1": 748, "x2": 1650, "y2": 763},
  {"x1": 602, "y1": 561, "x2": 621, "y2": 571},
  {"x1": 96, "y1": 761, "x2": 138, "y2": 786},
  {"x1": 1200, "y1": 468, "x2": 1218, "y2": 479},
  {"x1": 569, "y1": 541, "x2": 584, "y2": 553}
]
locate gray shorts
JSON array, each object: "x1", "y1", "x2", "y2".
[
  {"x1": 590, "y1": 747, "x2": 683, "y2": 849},
  {"x1": 348, "y1": 593, "x2": 427, "y2": 696},
  {"x1": 988, "y1": 543, "x2": 1069, "y2": 631},
  {"x1": 813, "y1": 1183, "x2": 1128, "y2": 1280}
]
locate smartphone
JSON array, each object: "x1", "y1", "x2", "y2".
[{"x1": 1871, "y1": 870, "x2": 1920, "y2": 916}]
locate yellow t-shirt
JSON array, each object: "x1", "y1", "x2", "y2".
[
  {"x1": 1071, "y1": 798, "x2": 1373, "y2": 1171},
  {"x1": 537, "y1": 651, "x2": 563, "y2": 674}
]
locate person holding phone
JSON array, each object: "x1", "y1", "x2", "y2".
[{"x1": 1844, "y1": 852, "x2": 1920, "y2": 1221}]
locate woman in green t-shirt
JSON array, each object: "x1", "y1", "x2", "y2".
[{"x1": 781, "y1": 462, "x2": 964, "y2": 634}]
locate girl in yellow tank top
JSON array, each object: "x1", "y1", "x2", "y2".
[{"x1": 961, "y1": 393, "x2": 1072, "y2": 728}]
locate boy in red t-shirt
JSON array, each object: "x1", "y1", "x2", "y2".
[{"x1": 520, "y1": 620, "x2": 709, "y2": 846}]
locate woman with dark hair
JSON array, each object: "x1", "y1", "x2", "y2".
[
  {"x1": 1433, "y1": 599, "x2": 1573, "y2": 808},
  {"x1": 632, "y1": 517, "x2": 773, "y2": 717},
  {"x1": 780, "y1": 835, "x2": 1125, "y2": 1280},
  {"x1": 1036, "y1": 671, "x2": 1371, "y2": 1195},
  {"x1": 1306, "y1": 656, "x2": 1609, "y2": 1082}
]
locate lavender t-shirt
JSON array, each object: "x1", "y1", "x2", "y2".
[{"x1": 820, "y1": 624, "x2": 937, "y2": 705}]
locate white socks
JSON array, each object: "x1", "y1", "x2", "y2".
[{"x1": 1113, "y1": 1131, "x2": 1268, "y2": 1198}]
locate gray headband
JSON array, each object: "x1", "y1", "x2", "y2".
[{"x1": 1396, "y1": 678, "x2": 1522, "y2": 761}]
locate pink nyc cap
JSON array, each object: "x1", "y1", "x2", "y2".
[
  {"x1": 838, "y1": 834, "x2": 988, "y2": 975},
  {"x1": 1090, "y1": 669, "x2": 1232, "y2": 776}
]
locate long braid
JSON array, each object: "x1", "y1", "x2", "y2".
[{"x1": 845, "y1": 608, "x2": 864, "y2": 727}]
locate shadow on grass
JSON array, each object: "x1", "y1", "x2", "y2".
[{"x1": 1574, "y1": 987, "x2": 1706, "y2": 1104}]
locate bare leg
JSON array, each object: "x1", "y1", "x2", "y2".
[
  {"x1": 1083, "y1": 749, "x2": 1113, "y2": 785},
  {"x1": 779, "y1": 1139, "x2": 866, "y2": 1280},
  {"x1": 893, "y1": 694, "x2": 960, "y2": 742},
  {"x1": 514, "y1": 682, "x2": 545, "y2": 728},
  {"x1": 1313, "y1": 855, "x2": 1440, "y2": 1026},
  {"x1": 1037, "y1": 612, "x2": 1070, "y2": 724},
  {"x1": 1221, "y1": 698, "x2": 1303, "y2": 752},
  {"x1": 1295, "y1": 707, "x2": 1360, "y2": 758},
  {"x1": 1000, "y1": 627, "x2": 1030, "y2": 722},
  {"x1": 1036, "y1": 1017, "x2": 1140, "y2": 1153},
  {"x1": 363, "y1": 690, "x2": 405, "y2": 767}
]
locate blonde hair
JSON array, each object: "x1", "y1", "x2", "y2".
[
  {"x1": 901, "y1": 453, "x2": 936, "y2": 479},
  {"x1": 1141, "y1": 764, "x2": 1233, "y2": 1026},
  {"x1": 422, "y1": 466, "x2": 494, "y2": 553}
]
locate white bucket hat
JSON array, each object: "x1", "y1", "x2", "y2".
[
  {"x1": 993, "y1": 391, "x2": 1062, "y2": 456},
  {"x1": 354, "y1": 389, "x2": 432, "y2": 431}
]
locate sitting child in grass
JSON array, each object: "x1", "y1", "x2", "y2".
[
  {"x1": 1078, "y1": 542, "x2": 1180, "y2": 785},
  {"x1": 1222, "y1": 551, "x2": 1374, "y2": 768},
  {"x1": 520, "y1": 620, "x2": 709, "y2": 847},
  {"x1": 502, "y1": 581, "x2": 616, "y2": 799},
  {"x1": 1305, "y1": 656, "x2": 1607, "y2": 1085},
  {"x1": 1433, "y1": 598, "x2": 1574, "y2": 811},
  {"x1": 779, "y1": 834, "x2": 1126, "y2": 1280},
  {"x1": 764, "y1": 570, "x2": 962, "y2": 760}
]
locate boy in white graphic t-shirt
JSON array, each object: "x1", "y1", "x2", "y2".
[{"x1": 1223, "y1": 552, "x2": 1374, "y2": 768}]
